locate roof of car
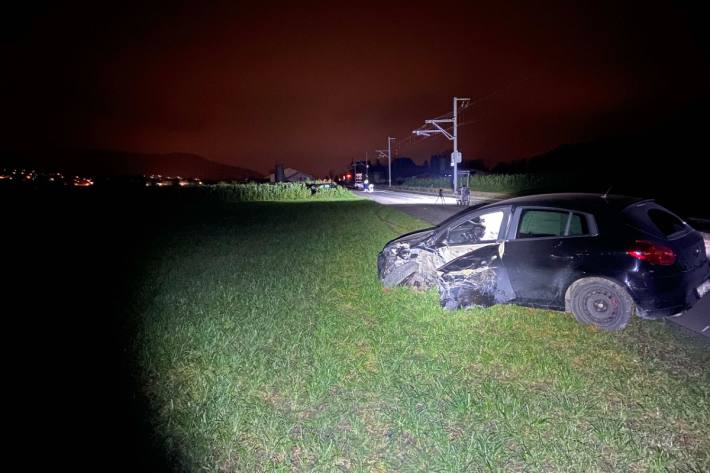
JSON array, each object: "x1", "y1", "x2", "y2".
[{"x1": 482, "y1": 193, "x2": 650, "y2": 214}]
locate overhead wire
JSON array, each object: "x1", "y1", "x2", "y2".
[{"x1": 368, "y1": 70, "x2": 540, "y2": 160}]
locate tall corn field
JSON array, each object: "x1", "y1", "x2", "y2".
[
  {"x1": 205, "y1": 182, "x2": 356, "y2": 202},
  {"x1": 402, "y1": 174, "x2": 568, "y2": 193}
]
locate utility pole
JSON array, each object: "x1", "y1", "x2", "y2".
[
  {"x1": 452, "y1": 97, "x2": 460, "y2": 193},
  {"x1": 375, "y1": 148, "x2": 387, "y2": 184},
  {"x1": 413, "y1": 97, "x2": 470, "y2": 192},
  {"x1": 387, "y1": 137, "x2": 395, "y2": 187},
  {"x1": 364, "y1": 151, "x2": 369, "y2": 182},
  {"x1": 375, "y1": 137, "x2": 396, "y2": 187}
]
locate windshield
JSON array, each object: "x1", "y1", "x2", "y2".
[
  {"x1": 446, "y1": 210, "x2": 505, "y2": 244},
  {"x1": 435, "y1": 202, "x2": 496, "y2": 230}
]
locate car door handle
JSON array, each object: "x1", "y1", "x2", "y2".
[{"x1": 550, "y1": 254, "x2": 575, "y2": 261}]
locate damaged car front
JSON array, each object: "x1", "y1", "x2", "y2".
[
  {"x1": 377, "y1": 227, "x2": 440, "y2": 289},
  {"x1": 377, "y1": 206, "x2": 511, "y2": 291},
  {"x1": 436, "y1": 243, "x2": 516, "y2": 310}
]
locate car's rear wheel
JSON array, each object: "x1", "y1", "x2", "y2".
[{"x1": 566, "y1": 277, "x2": 634, "y2": 331}]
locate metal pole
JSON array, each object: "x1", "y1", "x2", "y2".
[
  {"x1": 413, "y1": 97, "x2": 469, "y2": 194},
  {"x1": 387, "y1": 137, "x2": 395, "y2": 187},
  {"x1": 453, "y1": 96, "x2": 458, "y2": 193},
  {"x1": 364, "y1": 151, "x2": 369, "y2": 182}
]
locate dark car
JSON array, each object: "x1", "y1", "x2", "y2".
[
  {"x1": 377, "y1": 193, "x2": 710, "y2": 331},
  {"x1": 306, "y1": 182, "x2": 339, "y2": 194}
]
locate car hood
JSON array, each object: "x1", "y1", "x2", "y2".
[{"x1": 388, "y1": 228, "x2": 436, "y2": 248}]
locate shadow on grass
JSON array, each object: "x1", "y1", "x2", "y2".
[
  {"x1": 3, "y1": 186, "x2": 396, "y2": 472},
  {"x1": 5, "y1": 186, "x2": 179, "y2": 472}
]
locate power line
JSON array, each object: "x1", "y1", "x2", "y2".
[
  {"x1": 393, "y1": 78, "x2": 531, "y2": 152},
  {"x1": 365, "y1": 71, "x2": 539, "y2": 174}
]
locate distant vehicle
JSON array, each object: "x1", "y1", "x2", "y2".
[
  {"x1": 72, "y1": 177, "x2": 94, "y2": 187},
  {"x1": 352, "y1": 172, "x2": 365, "y2": 190},
  {"x1": 306, "y1": 182, "x2": 339, "y2": 194},
  {"x1": 377, "y1": 193, "x2": 710, "y2": 331}
]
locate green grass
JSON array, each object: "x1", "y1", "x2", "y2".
[{"x1": 133, "y1": 199, "x2": 710, "y2": 472}]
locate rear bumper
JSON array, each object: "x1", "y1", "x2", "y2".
[{"x1": 627, "y1": 266, "x2": 710, "y2": 318}]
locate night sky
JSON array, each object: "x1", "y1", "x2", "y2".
[{"x1": 3, "y1": 1, "x2": 708, "y2": 176}]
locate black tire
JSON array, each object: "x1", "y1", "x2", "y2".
[
  {"x1": 381, "y1": 261, "x2": 418, "y2": 288},
  {"x1": 566, "y1": 277, "x2": 634, "y2": 331}
]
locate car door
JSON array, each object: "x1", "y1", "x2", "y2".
[
  {"x1": 502, "y1": 207, "x2": 596, "y2": 307},
  {"x1": 437, "y1": 207, "x2": 510, "y2": 264}
]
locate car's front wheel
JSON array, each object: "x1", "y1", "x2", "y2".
[{"x1": 566, "y1": 277, "x2": 634, "y2": 331}]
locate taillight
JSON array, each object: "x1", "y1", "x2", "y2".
[{"x1": 627, "y1": 240, "x2": 677, "y2": 266}]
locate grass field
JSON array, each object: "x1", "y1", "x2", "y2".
[{"x1": 125, "y1": 197, "x2": 710, "y2": 472}]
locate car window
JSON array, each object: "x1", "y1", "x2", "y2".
[
  {"x1": 622, "y1": 202, "x2": 688, "y2": 239},
  {"x1": 568, "y1": 213, "x2": 589, "y2": 236},
  {"x1": 517, "y1": 210, "x2": 569, "y2": 238},
  {"x1": 647, "y1": 209, "x2": 686, "y2": 237},
  {"x1": 516, "y1": 209, "x2": 592, "y2": 238},
  {"x1": 447, "y1": 210, "x2": 504, "y2": 244}
]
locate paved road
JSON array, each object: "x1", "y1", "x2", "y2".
[
  {"x1": 361, "y1": 188, "x2": 709, "y2": 339},
  {"x1": 359, "y1": 188, "x2": 487, "y2": 225},
  {"x1": 360, "y1": 188, "x2": 458, "y2": 206}
]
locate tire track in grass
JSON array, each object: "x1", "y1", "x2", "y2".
[{"x1": 374, "y1": 205, "x2": 427, "y2": 236}]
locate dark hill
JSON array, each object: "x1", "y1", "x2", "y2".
[{"x1": 0, "y1": 150, "x2": 263, "y2": 181}]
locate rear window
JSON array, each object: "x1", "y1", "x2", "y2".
[
  {"x1": 647, "y1": 209, "x2": 686, "y2": 237},
  {"x1": 623, "y1": 202, "x2": 689, "y2": 239}
]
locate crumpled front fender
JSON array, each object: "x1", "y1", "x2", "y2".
[
  {"x1": 437, "y1": 243, "x2": 515, "y2": 310},
  {"x1": 378, "y1": 241, "x2": 443, "y2": 290}
]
